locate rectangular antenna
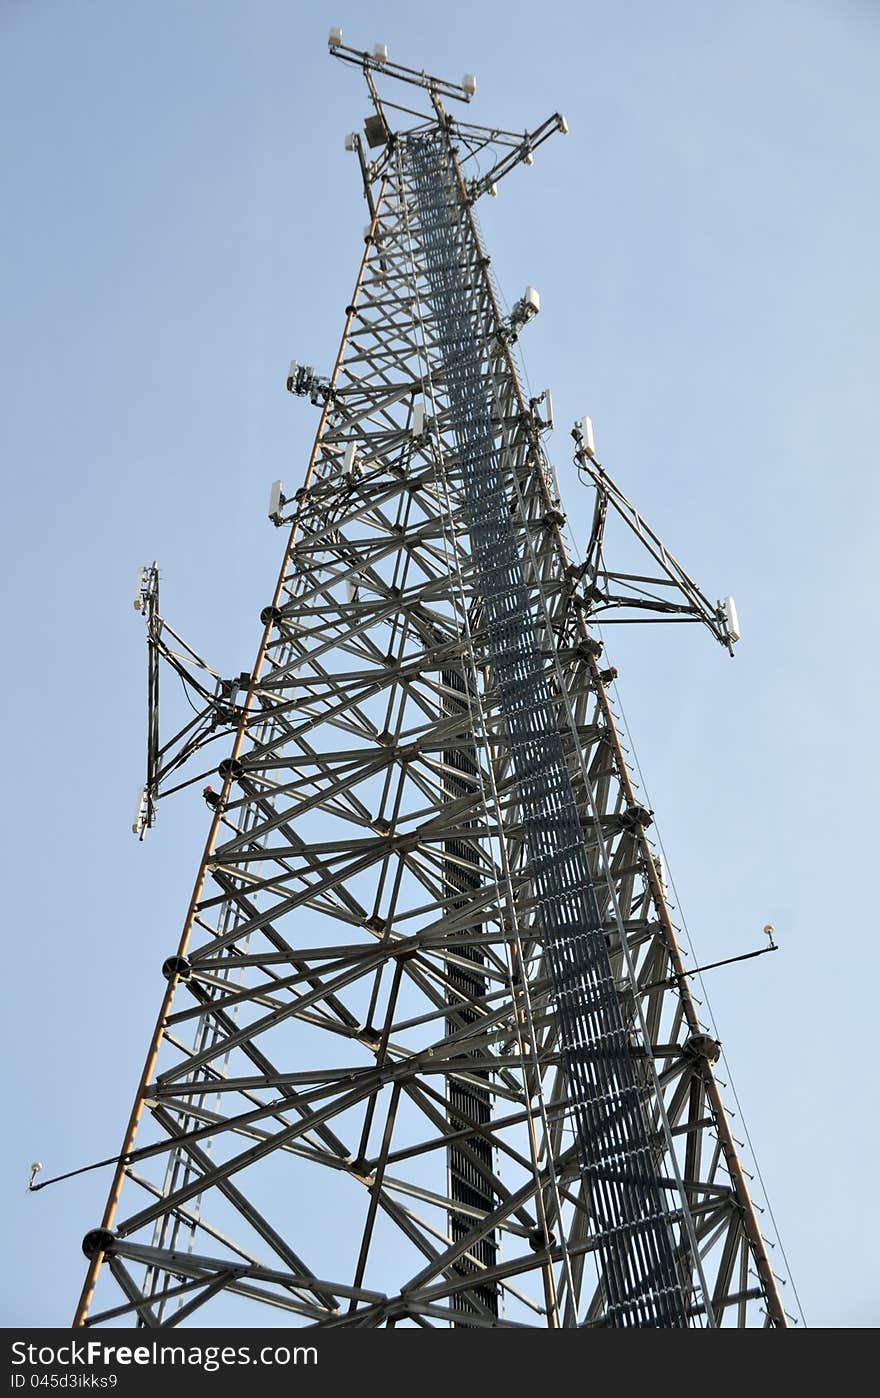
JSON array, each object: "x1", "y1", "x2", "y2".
[
  {"x1": 722, "y1": 595, "x2": 741, "y2": 643},
  {"x1": 133, "y1": 567, "x2": 146, "y2": 610},
  {"x1": 268, "y1": 480, "x2": 284, "y2": 525},
  {"x1": 579, "y1": 415, "x2": 596, "y2": 457}
]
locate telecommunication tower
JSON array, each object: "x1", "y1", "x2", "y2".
[{"x1": 72, "y1": 35, "x2": 793, "y2": 1328}]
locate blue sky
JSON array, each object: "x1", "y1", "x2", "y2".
[{"x1": 1, "y1": 0, "x2": 877, "y2": 1327}]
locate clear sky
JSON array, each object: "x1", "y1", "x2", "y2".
[{"x1": 2, "y1": 0, "x2": 877, "y2": 1328}]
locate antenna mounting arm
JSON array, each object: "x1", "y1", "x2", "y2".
[
  {"x1": 131, "y1": 564, "x2": 251, "y2": 839},
  {"x1": 467, "y1": 112, "x2": 569, "y2": 202},
  {"x1": 571, "y1": 428, "x2": 740, "y2": 654}
]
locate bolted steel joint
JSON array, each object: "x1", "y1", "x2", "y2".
[
  {"x1": 162, "y1": 955, "x2": 192, "y2": 983},
  {"x1": 684, "y1": 1033, "x2": 722, "y2": 1066},
  {"x1": 528, "y1": 1226, "x2": 556, "y2": 1253},
  {"x1": 81, "y1": 1227, "x2": 116, "y2": 1260}
]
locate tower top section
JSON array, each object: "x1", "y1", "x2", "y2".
[{"x1": 328, "y1": 27, "x2": 568, "y2": 204}]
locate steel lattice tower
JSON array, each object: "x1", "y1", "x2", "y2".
[{"x1": 74, "y1": 37, "x2": 789, "y2": 1329}]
